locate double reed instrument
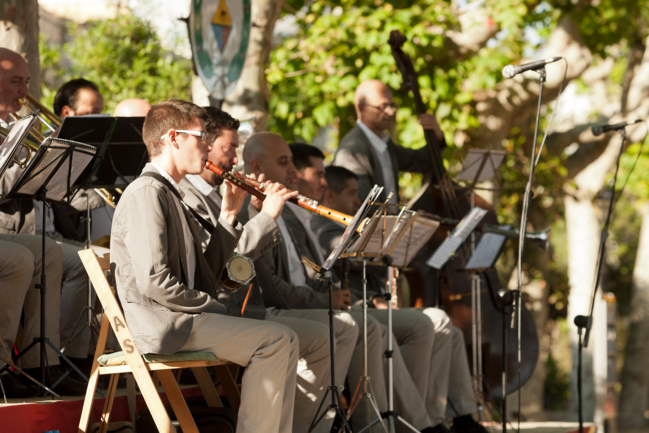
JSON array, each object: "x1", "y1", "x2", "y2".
[{"x1": 205, "y1": 161, "x2": 355, "y2": 226}]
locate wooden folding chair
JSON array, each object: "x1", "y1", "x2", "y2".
[{"x1": 77, "y1": 249, "x2": 240, "y2": 433}]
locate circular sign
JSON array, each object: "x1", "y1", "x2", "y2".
[{"x1": 190, "y1": 0, "x2": 251, "y2": 100}]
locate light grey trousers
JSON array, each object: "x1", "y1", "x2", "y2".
[
  {"x1": 0, "y1": 234, "x2": 63, "y2": 369},
  {"x1": 267, "y1": 308, "x2": 360, "y2": 432},
  {"x1": 265, "y1": 311, "x2": 339, "y2": 433},
  {"x1": 181, "y1": 312, "x2": 299, "y2": 433}
]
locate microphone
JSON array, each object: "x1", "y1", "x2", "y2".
[
  {"x1": 502, "y1": 57, "x2": 563, "y2": 79},
  {"x1": 591, "y1": 119, "x2": 642, "y2": 136}
]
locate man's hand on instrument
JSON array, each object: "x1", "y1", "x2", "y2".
[
  {"x1": 372, "y1": 296, "x2": 398, "y2": 310},
  {"x1": 256, "y1": 176, "x2": 298, "y2": 220},
  {"x1": 220, "y1": 181, "x2": 248, "y2": 226},
  {"x1": 418, "y1": 113, "x2": 443, "y2": 142},
  {"x1": 331, "y1": 288, "x2": 352, "y2": 310}
]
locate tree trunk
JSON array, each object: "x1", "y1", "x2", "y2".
[
  {"x1": 223, "y1": 0, "x2": 284, "y2": 131},
  {"x1": 618, "y1": 202, "x2": 649, "y2": 429},
  {"x1": 0, "y1": 0, "x2": 40, "y2": 98}
]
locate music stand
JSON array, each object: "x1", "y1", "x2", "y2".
[
  {"x1": 63, "y1": 117, "x2": 147, "y2": 354},
  {"x1": 303, "y1": 185, "x2": 383, "y2": 433},
  {"x1": 456, "y1": 149, "x2": 505, "y2": 415},
  {"x1": 343, "y1": 203, "x2": 440, "y2": 433},
  {"x1": 460, "y1": 228, "x2": 510, "y2": 433},
  {"x1": 4, "y1": 136, "x2": 98, "y2": 396}
]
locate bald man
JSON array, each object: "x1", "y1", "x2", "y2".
[
  {"x1": 112, "y1": 98, "x2": 151, "y2": 117},
  {"x1": 0, "y1": 48, "x2": 85, "y2": 397},
  {"x1": 333, "y1": 79, "x2": 442, "y2": 205}
]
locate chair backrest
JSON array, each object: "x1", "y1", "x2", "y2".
[{"x1": 78, "y1": 249, "x2": 142, "y2": 361}]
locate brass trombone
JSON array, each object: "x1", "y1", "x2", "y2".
[{"x1": 10, "y1": 94, "x2": 62, "y2": 143}]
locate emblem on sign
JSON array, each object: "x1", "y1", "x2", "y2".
[{"x1": 190, "y1": 0, "x2": 251, "y2": 100}]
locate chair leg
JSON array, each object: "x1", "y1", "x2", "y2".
[
  {"x1": 98, "y1": 373, "x2": 120, "y2": 433},
  {"x1": 158, "y1": 369, "x2": 199, "y2": 433},
  {"x1": 173, "y1": 369, "x2": 182, "y2": 382},
  {"x1": 127, "y1": 374, "x2": 137, "y2": 427},
  {"x1": 214, "y1": 365, "x2": 241, "y2": 410},
  {"x1": 78, "y1": 311, "x2": 111, "y2": 433},
  {"x1": 191, "y1": 367, "x2": 222, "y2": 407}
]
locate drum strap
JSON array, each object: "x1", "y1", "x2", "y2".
[{"x1": 140, "y1": 172, "x2": 215, "y2": 233}]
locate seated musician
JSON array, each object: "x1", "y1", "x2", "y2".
[
  {"x1": 332, "y1": 79, "x2": 442, "y2": 206},
  {"x1": 312, "y1": 164, "x2": 487, "y2": 433},
  {"x1": 110, "y1": 99, "x2": 298, "y2": 432},
  {"x1": 0, "y1": 47, "x2": 85, "y2": 397},
  {"x1": 241, "y1": 132, "x2": 438, "y2": 432},
  {"x1": 179, "y1": 106, "x2": 339, "y2": 432}
]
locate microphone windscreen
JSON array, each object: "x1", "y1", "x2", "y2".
[
  {"x1": 502, "y1": 65, "x2": 516, "y2": 79},
  {"x1": 591, "y1": 125, "x2": 603, "y2": 136}
]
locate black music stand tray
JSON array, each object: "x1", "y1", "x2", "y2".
[{"x1": 2, "y1": 136, "x2": 100, "y2": 397}]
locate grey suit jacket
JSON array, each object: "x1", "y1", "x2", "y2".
[
  {"x1": 180, "y1": 178, "x2": 284, "y2": 319},
  {"x1": 311, "y1": 214, "x2": 385, "y2": 303},
  {"x1": 110, "y1": 164, "x2": 242, "y2": 354},
  {"x1": 180, "y1": 178, "x2": 281, "y2": 260},
  {"x1": 239, "y1": 200, "x2": 330, "y2": 310},
  {"x1": 332, "y1": 124, "x2": 434, "y2": 203}
]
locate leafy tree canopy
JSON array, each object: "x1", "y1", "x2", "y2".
[{"x1": 40, "y1": 14, "x2": 192, "y2": 114}]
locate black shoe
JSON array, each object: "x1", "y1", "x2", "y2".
[
  {"x1": 0, "y1": 373, "x2": 37, "y2": 399},
  {"x1": 452, "y1": 415, "x2": 488, "y2": 433},
  {"x1": 23, "y1": 367, "x2": 88, "y2": 396},
  {"x1": 422, "y1": 423, "x2": 452, "y2": 433}
]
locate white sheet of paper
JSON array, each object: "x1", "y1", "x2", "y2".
[
  {"x1": 426, "y1": 236, "x2": 463, "y2": 269},
  {"x1": 388, "y1": 216, "x2": 439, "y2": 267},
  {"x1": 453, "y1": 207, "x2": 488, "y2": 241}
]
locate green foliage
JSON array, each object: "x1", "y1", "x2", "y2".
[
  {"x1": 544, "y1": 347, "x2": 572, "y2": 410},
  {"x1": 39, "y1": 14, "x2": 192, "y2": 114}
]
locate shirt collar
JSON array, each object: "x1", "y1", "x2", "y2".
[
  {"x1": 149, "y1": 162, "x2": 185, "y2": 199},
  {"x1": 186, "y1": 174, "x2": 216, "y2": 197},
  {"x1": 357, "y1": 119, "x2": 390, "y2": 152}
]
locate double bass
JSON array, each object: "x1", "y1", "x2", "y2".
[{"x1": 387, "y1": 31, "x2": 539, "y2": 400}]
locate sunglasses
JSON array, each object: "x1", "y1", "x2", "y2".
[{"x1": 161, "y1": 129, "x2": 207, "y2": 141}]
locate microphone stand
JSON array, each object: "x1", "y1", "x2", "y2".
[
  {"x1": 575, "y1": 127, "x2": 628, "y2": 433},
  {"x1": 511, "y1": 66, "x2": 546, "y2": 427}
]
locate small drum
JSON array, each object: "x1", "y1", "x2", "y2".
[{"x1": 220, "y1": 253, "x2": 256, "y2": 291}]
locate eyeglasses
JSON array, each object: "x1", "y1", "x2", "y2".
[
  {"x1": 161, "y1": 129, "x2": 207, "y2": 141},
  {"x1": 365, "y1": 103, "x2": 398, "y2": 112}
]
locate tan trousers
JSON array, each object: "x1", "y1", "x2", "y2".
[
  {"x1": 0, "y1": 234, "x2": 63, "y2": 369},
  {"x1": 181, "y1": 312, "x2": 299, "y2": 433},
  {"x1": 265, "y1": 311, "x2": 336, "y2": 433},
  {"x1": 414, "y1": 308, "x2": 477, "y2": 423}
]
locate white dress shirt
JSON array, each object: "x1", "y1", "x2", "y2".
[
  {"x1": 186, "y1": 174, "x2": 223, "y2": 208},
  {"x1": 150, "y1": 163, "x2": 196, "y2": 289},
  {"x1": 276, "y1": 215, "x2": 308, "y2": 287},
  {"x1": 357, "y1": 120, "x2": 398, "y2": 203}
]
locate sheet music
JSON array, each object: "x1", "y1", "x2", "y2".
[
  {"x1": 386, "y1": 215, "x2": 439, "y2": 267},
  {"x1": 465, "y1": 230, "x2": 508, "y2": 270},
  {"x1": 456, "y1": 149, "x2": 507, "y2": 183},
  {"x1": 452, "y1": 207, "x2": 488, "y2": 241},
  {"x1": 323, "y1": 185, "x2": 383, "y2": 270},
  {"x1": 426, "y1": 237, "x2": 463, "y2": 269}
]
